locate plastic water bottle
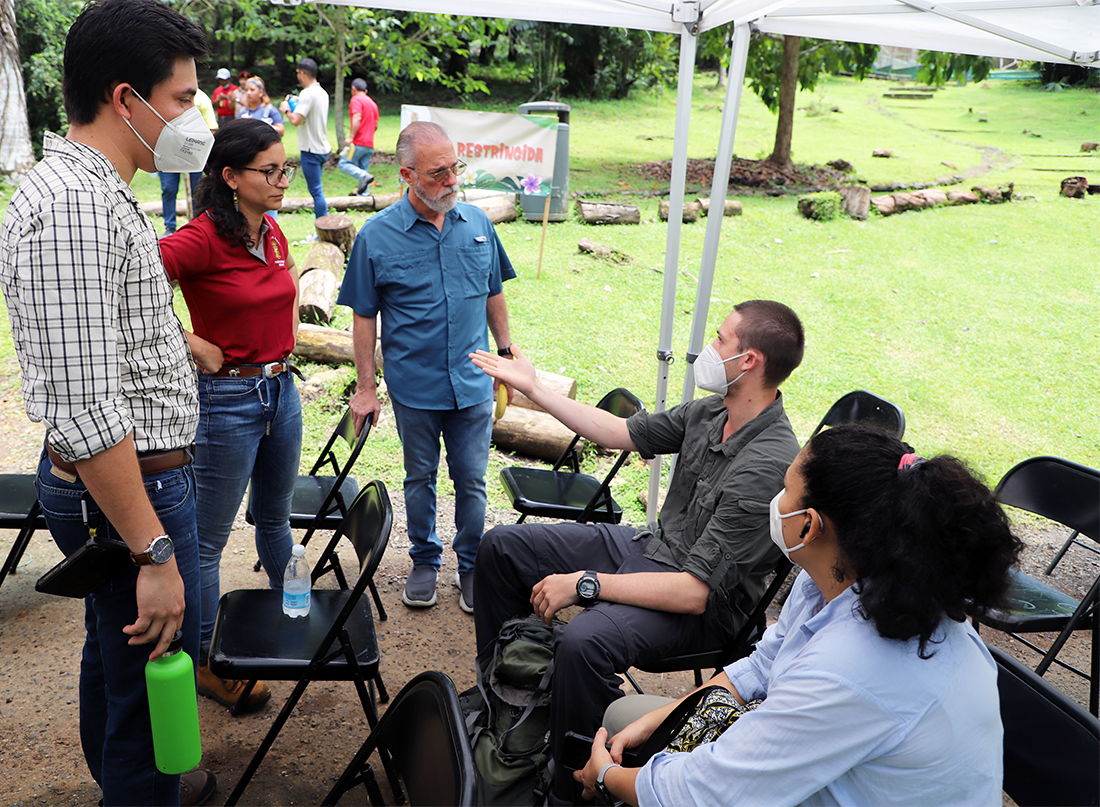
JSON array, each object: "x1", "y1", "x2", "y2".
[
  {"x1": 145, "y1": 630, "x2": 202, "y2": 774},
  {"x1": 283, "y1": 544, "x2": 311, "y2": 618}
]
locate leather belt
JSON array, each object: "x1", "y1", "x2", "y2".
[
  {"x1": 211, "y1": 359, "x2": 294, "y2": 379},
  {"x1": 47, "y1": 443, "x2": 193, "y2": 479}
]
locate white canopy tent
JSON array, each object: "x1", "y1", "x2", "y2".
[{"x1": 277, "y1": 0, "x2": 1100, "y2": 516}]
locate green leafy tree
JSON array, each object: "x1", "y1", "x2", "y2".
[{"x1": 916, "y1": 51, "x2": 993, "y2": 86}]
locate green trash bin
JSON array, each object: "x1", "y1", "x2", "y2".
[{"x1": 517, "y1": 102, "x2": 570, "y2": 223}]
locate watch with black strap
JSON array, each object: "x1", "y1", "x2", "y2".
[
  {"x1": 576, "y1": 570, "x2": 600, "y2": 606},
  {"x1": 497, "y1": 344, "x2": 514, "y2": 357}
]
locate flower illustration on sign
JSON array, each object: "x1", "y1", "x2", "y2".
[{"x1": 521, "y1": 174, "x2": 543, "y2": 195}]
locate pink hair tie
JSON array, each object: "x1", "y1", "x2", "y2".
[{"x1": 897, "y1": 453, "x2": 926, "y2": 474}]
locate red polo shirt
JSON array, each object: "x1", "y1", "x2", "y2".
[
  {"x1": 160, "y1": 212, "x2": 296, "y2": 365},
  {"x1": 349, "y1": 93, "x2": 379, "y2": 148}
]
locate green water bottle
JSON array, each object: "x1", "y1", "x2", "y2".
[{"x1": 145, "y1": 630, "x2": 202, "y2": 775}]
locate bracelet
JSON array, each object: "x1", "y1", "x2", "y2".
[
  {"x1": 497, "y1": 345, "x2": 513, "y2": 357},
  {"x1": 597, "y1": 762, "x2": 621, "y2": 786}
]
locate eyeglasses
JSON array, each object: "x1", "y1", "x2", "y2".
[
  {"x1": 240, "y1": 165, "x2": 296, "y2": 186},
  {"x1": 408, "y1": 160, "x2": 467, "y2": 183}
]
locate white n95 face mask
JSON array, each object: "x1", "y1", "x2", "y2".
[
  {"x1": 769, "y1": 489, "x2": 811, "y2": 561},
  {"x1": 694, "y1": 344, "x2": 747, "y2": 394},
  {"x1": 125, "y1": 90, "x2": 213, "y2": 174}
]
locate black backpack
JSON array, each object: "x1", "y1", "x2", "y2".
[{"x1": 460, "y1": 614, "x2": 559, "y2": 806}]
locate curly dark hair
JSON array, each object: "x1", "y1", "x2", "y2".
[
  {"x1": 193, "y1": 118, "x2": 283, "y2": 248},
  {"x1": 798, "y1": 424, "x2": 1023, "y2": 657}
]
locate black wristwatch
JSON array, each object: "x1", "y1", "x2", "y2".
[
  {"x1": 576, "y1": 571, "x2": 600, "y2": 606},
  {"x1": 497, "y1": 345, "x2": 514, "y2": 357}
]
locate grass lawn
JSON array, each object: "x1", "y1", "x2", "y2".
[{"x1": 1, "y1": 74, "x2": 1097, "y2": 523}]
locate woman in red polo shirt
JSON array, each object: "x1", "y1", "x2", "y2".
[{"x1": 160, "y1": 118, "x2": 300, "y2": 714}]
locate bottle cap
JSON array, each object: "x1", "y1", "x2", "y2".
[
  {"x1": 292, "y1": 544, "x2": 305, "y2": 557},
  {"x1": 165, "y1": 629, "x2": 184, "y2": 657}
]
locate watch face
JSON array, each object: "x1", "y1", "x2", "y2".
[
  {"x1": 578, "y1": 578, "x2": 597, "y2": 599},
  {"x1": 148, "y1": 536, "x2": 174, "y2": 564}
]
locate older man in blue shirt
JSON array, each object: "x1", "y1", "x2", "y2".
[{"x1": 338, "y1": 121, "x2": 515, "y2": 613}]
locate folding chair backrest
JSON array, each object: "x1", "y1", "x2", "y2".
[
  {"x1": 312, "y1": 480, "x2": 392, "y2": 659},
  {"x1": 994, "y1": 456, "x2": 1100, "y2": 543},
  {"x1": 373, "y1": 671, "x2": 475, "y2": 807},
  {"x1": 989, "y1": 644, "x2": 1100, "y2": 807},
  {"x1": 810, "y1": 390, "x2": 906, "y2": 440},
  {"x1": 310, "y1": 410, "x2": 373, "y2": 520}
]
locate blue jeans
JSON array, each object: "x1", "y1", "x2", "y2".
[
  {"x1": 390, "y1": 398, "x2": 493, "y2": 575},
  {"x1": 195, "y1": 370, "x2": 302, "y2": 656},
  {"x1": 36, "y1": 451, "x2": 200, "y2": 807},
  {"x1": 299, "y1": 150, "x2": 329, "y2": 218},
  {"x1": 338, "y1": 145, "x2": 374, "y2": 183},
  {"x1": 158, "y1": 171, "x2": 202, "y2": 235}
]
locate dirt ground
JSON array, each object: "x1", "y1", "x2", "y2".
[{"x1": 0, "y1": 368, "x2": 1096, "y2": 806}]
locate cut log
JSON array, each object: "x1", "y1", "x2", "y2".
[
  {"x1": 1082, "y1": 143, "x2": 1099, "y2": 153},
  {"x1": 576, "y1": 200, "x2": 641, "y2": 225},
  {"x1": 578, "y1": 238, "x2": 630, "y2": 264},
  {"x1": 1060, "y1": 177, "x2": 1089, "y2": 199},
  {"x1": 300, "y1": 241, "x2": 344, "y2": 277},
  {"x1": 838, "y1": 186, "x2": 870, "y2": 221},
  {"x1": 508, "y1": 370, "x2": 578, "y2": 412},
  {"x1": 696, "y1": 198, "x2": 743, "y2": 217},
  {"x1": 947, "y1": 190, "x2": 980, "y2": 205},
  {"x1": 298, "y1": 267, "x2": 337, "y2": 325},
  {"x1": 293, "y1": 323, "x2": 355, "y2": 366},
  {"x1": 315, "y1": 214, "x2": 355, "y2": 256},
  {"x1": 913, "y1": 188, "x2": 948, "y2": 206},
  {"x1": 872, "y1": 149, "x2": 894, "y2": 158},
  {"x1": 491, "y1": 406, "x2": 580, "y2": 463},
  {"x1": 658, "y1": 199, "x2": 702, "y2": 223},
  {"x1": 869, "y1": 194, "x2": 896, "y2": 216},
  {"x1": 893, "y1": 192, "x2": 931, "y2": 212},
  {"x1": 469, "y1": 195, "x2": 518, "y2": 224}
]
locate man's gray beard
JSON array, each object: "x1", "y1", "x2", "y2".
[{"x1": 412, "y1": 177, "x2": 458, "y2": 214}]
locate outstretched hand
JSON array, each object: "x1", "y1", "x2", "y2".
[{"x1": 470, "y1": 344, "x2": 536, "y2": 398}]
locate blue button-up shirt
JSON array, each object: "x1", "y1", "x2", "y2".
[
  {"x1": 337, "y1": 195, "x2": 515, "y2": 410},
  {"x1": 635, "y1": 571, "x2": 1003, "y2": 807}
]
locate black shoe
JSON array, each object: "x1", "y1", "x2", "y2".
[
  {"x1": 180, "y1": 768, "x2": 217, "y2": 807},
  {"x1": 357, "y1": 172, "x2": 375, "y2": 195}
]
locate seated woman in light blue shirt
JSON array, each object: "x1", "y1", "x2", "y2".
[{"x1": 577, "y1": 424, "x2": 1023, "y2": 807}]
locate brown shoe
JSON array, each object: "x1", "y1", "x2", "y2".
[
  {"x1": 197, "y1": 664, "x2": 271, "y2": 713},
  {"x1": 179, "y1": 768, "x2": 217, "y2": 807}
]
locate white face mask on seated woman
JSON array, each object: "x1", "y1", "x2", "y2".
[{"x1": 769, "y1": 489, "x2": 822, "y2": 561}]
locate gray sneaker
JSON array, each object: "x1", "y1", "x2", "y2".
[
  {"x1": 455, "y1": 570, "x2": 474, "y2": 614},
  {"x1": 402, "y1": 565, "x2": 438, "y2": 608}
]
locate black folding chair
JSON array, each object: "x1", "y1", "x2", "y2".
[
  {"x1": 0, "y1": 474, "x2": 48, "y2": 591},
  {"x1": 499, "y1": 387, "x2": 645, "y2": 524},
  {"x1": 625, "y1": 557, "x2": 795, "y2": 694},
  {"x1": 323, "y1": 670, "x2": 476, "y2": 806},
  {"x1": 809, "y1": 390, "x2": 906, "y2": 440},
  {"x1": 248, "y1": 409, "x2": 386, "y2": 619},
  {"x1": 990, "y1": 644, "x2": 1100, "y2": 806},
  {"x1": 211, "y1": 480, "x2": 393, "y2": 806},
  {"x1": 973, "y1": 456, "x2": 1100, "y2": 715}
]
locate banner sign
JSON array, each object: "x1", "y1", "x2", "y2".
[{"x1": 400, "y1": 105, "x2": 557, "y2": 197}]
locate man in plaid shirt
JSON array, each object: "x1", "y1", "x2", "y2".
[{"x1": 0, "y1": 1, "x2": 217, "y2": 804}]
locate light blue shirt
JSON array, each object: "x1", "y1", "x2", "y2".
[
  {"x1": 337, "y1": 195, "x2": 515, "y2": 410},
  {"x1": 636, "y1": 571, "x2": 1003, "y2": 807}
]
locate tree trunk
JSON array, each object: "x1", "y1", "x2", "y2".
[
  {"x1": 293, "y1": 323, "x2": 355, "y2": 365},
  {"x1": 298, "y1": 267, "x2": 337, "y2": 325},
  {"x1": 766, "y1": 35, "x2": 800, "y2": 168},
  {"x1": 0, "y1": 0, "x2": 35, "y2": 180},
  {"x1": 491, "y1": 406, "x2": 581, "y2": 463},
  {"x1": 576, "y1": 200, "x2": 641, "y2": 225},
  {"x1": 315, "y1": 214, "x2": 355, "y2": 256}
]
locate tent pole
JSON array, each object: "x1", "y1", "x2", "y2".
[
  {"x1": 646, "y1": 25, "x2": 698, "y2": 523},
  {"x1": 679, "y1": 23, "x2": 752, "y2": 407}
]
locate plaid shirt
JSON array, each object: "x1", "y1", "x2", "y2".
[{"x1": 0, "y1": 133, "x2": 198, "y2": 462}]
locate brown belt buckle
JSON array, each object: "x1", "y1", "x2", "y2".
[{"x1": 262, "y1": 360, "x2": 284, "y2": 379}]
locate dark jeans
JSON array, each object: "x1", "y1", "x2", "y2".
[
  {"x1": 473, "y1": 522, "x2": 739, "y2": 798},
  {"x1": 158, "y1": 171, "x2": 202, "y2": 235},
  {"x1": 36, "y1": 451, "x2": 200, "y2": 807}
]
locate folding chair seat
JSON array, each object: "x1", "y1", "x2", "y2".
[
  {"x1": 625, "y1": 557, "x2": 794, "y2": 694},
  {"x1": 500, "y1": 387, "x2": 645, "y2": 524},
  {"x1": 989, "y1": 644, "x2": 1100, "y2": 807},
  {"x1": 247, "y1": 409, "x2": 386, "y2": 619},
  {"x1": 323, "y1": 670, "x2": 475, "y2": 806},
  {"x1": 210, "y1": 480, "x2": 393, "y2": 806},
  {"x1": 0, "y1": 473, "x2": 48, "y2": 591},
  {"x1": 973, "y1": 456, "x2": 1100, "y2": 715},
  {"x1": 810, "y1": 390, "x2": 906, "y2": 440}
]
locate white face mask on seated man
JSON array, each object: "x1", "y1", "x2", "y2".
[{"x1": 694, "y1": 344, "x2": 748, "y2": 394}]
